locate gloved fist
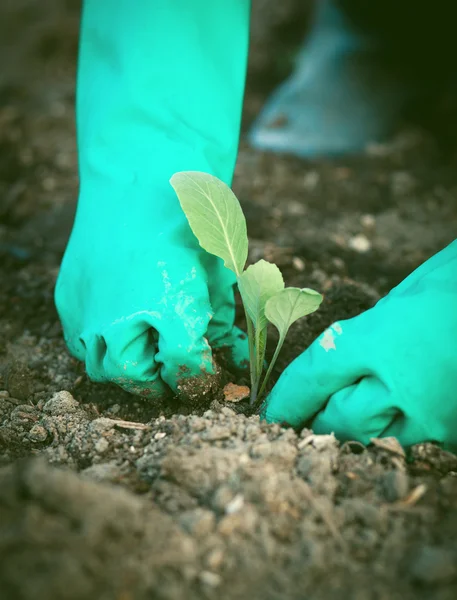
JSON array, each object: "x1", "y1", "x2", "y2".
[
  {"x1": 55, "y1": 178, "x2": 247, "y2": 399},
  {"x1": 59, "y1": 0, "x2": 250, "y2": 399},
  {"x1": 264, "y1": 240, "x2": 457, "y2": 451}
]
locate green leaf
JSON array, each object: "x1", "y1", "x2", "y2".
[
  {"x1": 238, "y1": 260, "x2": 284, "y2": 332},
  {"x1": 265, "y1": 287, "x2": 323, "y2": 339},
  {"x1": 255, "y1": 287, "x2": 323, "y2": 402},
  {"x1": 170, "y1": 171, "x2": 248, "y2": 276},
  {"x1": 238, "y1": 260, "x2": 284, "y2": 386}
]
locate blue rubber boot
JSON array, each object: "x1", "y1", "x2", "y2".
[{"x1": 249, "y1": 0, "x2": 413, "y2": 157}]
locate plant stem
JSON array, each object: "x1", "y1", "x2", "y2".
[
  {"x1": 255, "y1": 328, "x2": 267, "y2": 384},
  {"x1": 244, "y1": 310, "x2": 258, "y2": 404},
  {"x1": 256, "y1": 333, "x2": 286, "y2": 404},
  {"x1": 251, "y1": 326, "x2": 267, "y2": 405},
  {"x1": 251, "y1": 381, "x2": 259, "y2": 406}
]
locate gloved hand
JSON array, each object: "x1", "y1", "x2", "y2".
[
  {"x1": 55, "y1": 0, "x2": 250, "y2": 398},
  {"x1": 264, "y1": 241, "x2": 457, "y2": 451},
  {"x1": 249, "y1": 0, "x2": 413, "y2": 157}
]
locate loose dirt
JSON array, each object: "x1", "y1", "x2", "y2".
[{"x1": 1, "y1": 2, "x2": 456, "y2": 599}]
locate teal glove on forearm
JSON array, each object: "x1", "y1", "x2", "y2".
[
  {"x1": 55, "y1": 0, "x2": 250, "y2": 397},
  {"x1": 264, "y1": 240, "x2": 457, "y2": 451}
]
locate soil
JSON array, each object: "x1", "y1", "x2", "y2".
[{"x1": 1, "y1": 2, "x2": 457, "y2": 600}]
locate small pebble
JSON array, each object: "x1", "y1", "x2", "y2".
[
  {"x1": 28, "y1": 424, "x2": 48, "y2": 443},
  {"x1": 303, "y1": 171, "x2": 320, "y2": 190},
  {"x1": 361, "y1": 214, "x2": 376, "y2": 229},
  {"x1": 332, "y1": 257, "x2": 345, "y2": 271},
  {"x1": 349, "y1": 234, "x2": 371, "y2": 253},
  {"x1": 205, "y1": 548, "x2": 225, "y2": 570},
  {"x1": 370, "y1": 436, "x2": 405, "y2": 458},
  {"x1": 225, "y1": 494, "x2": 244, "y2": 515},
  {"x1": 310, "y1": 268, "x2": 327, "y2": 286},
  {"x1": 95, "y1": 438, "x2": 109, "y2": 454},
  {"x1": 213, "y1": 486, "x2": 235, "y2": 512},
  {"x1": 298, "y1": 433, "x2": 336, "y2": 451},
  {"x1": 292, "y1": 256, "x2": 306, "y2": 272},
  {"x1": 223, "y1": 383, "x2": 250, "y2": 403},
  {"x1": 43, "y1": 390, "x2": 79, "y2": 415},
  {"x1": 287, "y1": 200, "x2": 306, "y2": 216},
  {"x1": 199, "y1": 571, "x2": 221, "y2": 588}
]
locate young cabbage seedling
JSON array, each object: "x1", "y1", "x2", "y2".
[{"x1": 170, "y1": 171, "x2": 323, "y2": 405}]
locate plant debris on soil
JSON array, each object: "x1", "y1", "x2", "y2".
[{"x1": 1, "y1": 2, "x2": 457, "y2": 600}]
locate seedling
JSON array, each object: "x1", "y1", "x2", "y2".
[{"x1": 170, "y1": 171, "x2": 323, "y2": 405}]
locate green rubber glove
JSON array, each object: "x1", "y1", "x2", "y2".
[
  {"x1": 55, "y1": 0, "x2": 250, "y2": 397},
  {"x1": 264, "y1": 241, "x2": 457, "y2": 451}
]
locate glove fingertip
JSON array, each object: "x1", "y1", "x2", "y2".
[
  {"x1": 120, "y1": 376, "x2": 170, "y2": 400},
  {"x1": 260, "y1": 384, "x2": 305, "y2": 428}
]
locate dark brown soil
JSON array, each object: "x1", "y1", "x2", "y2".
[{"x1": 1, "y1": 2, "x2": 457, "y2": 600}]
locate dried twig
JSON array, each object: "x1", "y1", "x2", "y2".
[
  {"x1": 109, "y1": 419, "x2": 151, "y2": 431},
  {"x1": 383, "y1": 484, "x2": 428, "y2": 512}
]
